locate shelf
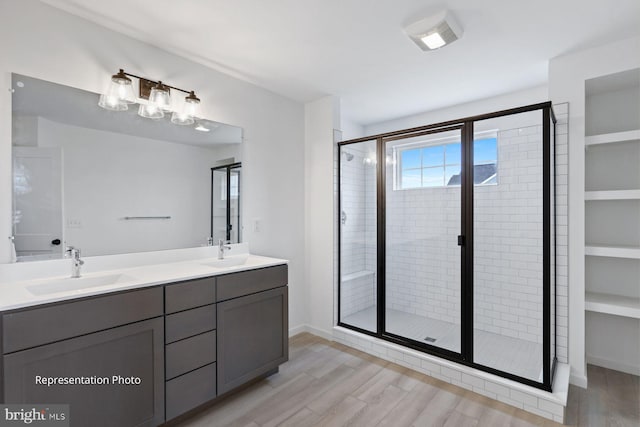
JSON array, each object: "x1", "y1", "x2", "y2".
[
  {"x1": 585, "y1": 129, "x2": 640, "y2": 146},
  {"x1": 585, "y1": 245, "x2": 640, "y2": 259},
  {"x1": 585, "y1": 292, "x2": 640, "y2": 319},
  {"x1": 585, "y1": 190, "x2": 640, "y2": 200},
  {"x1": 341, "y1": 270, "x2": 375, "y2": 282}
]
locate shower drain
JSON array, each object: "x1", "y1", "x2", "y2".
[{"x1": 424, "y1": 336, "x2": 437, "y2": 343}]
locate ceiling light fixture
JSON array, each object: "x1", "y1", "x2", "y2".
[
  {"x1": 404, "y1": 10, "x2": 463, "y2": 51},
  {"x1": 98, "y1": 69, "x2": 202, "y2": 126}
]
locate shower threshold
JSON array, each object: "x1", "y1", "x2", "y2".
[{"x1": 342, "y1": 306, "x2": 543, "y2": 382}]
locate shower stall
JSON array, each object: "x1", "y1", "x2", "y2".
[{"x1": 338, "y1": 102, "x2": 557, "y2": 390}]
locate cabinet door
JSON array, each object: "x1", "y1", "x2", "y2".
[
  {"x1": 217, "y1": 286, "x2": 288, "y2": 394},
  {"x1": 3, "y1": 318, "x2": 164, "y2": 427}
]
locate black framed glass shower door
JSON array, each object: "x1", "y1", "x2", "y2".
[
  {"x1": 382, "y1": 126, "x2": 467, "y2": 356},
  {"x1": 337, "y1": 102, "x2": 557, "y2": 391},
  {"x1": 211, "y1": 163, "x2": 241, "y2": 243}
]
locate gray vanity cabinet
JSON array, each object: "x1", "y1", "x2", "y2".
[
  {"x1": 216, "y1": 265, "x2": 288, "y2": 395},
  {"x1": 164, "y1": 277, "x2": 218, "y2": 421},
  {"x1": 1, "y1": 263, "x2": 288, "y2": 426},
  {"x1": 2, "y1": 288, "x2": 165, "y2": 427}
]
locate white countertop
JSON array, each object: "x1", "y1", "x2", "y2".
[{"x1": 0, "y1": 244, "x2": 288, "y2": 311}]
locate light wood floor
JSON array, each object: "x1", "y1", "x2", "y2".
[{"x1": 177, "y1": 333, "x2": 639, "y2": 427}]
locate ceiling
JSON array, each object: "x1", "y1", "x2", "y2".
[{"x1": 40, "y1": 0, "x2": 640, "y2": 125}]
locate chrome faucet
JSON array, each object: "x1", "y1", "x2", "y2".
[
  {"x1": 218, "y1": 239, "x2": 231, "y2": 260},
  {"x1": 65, "y1": 246, "x2": 84, "y2": 278},
  {"x1": 207, "y1": 236, "x2": 214, "y2": 246}
]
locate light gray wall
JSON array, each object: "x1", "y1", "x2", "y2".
[{"x1": 0, "y1": 0, "x2": 306, "y2": 332}]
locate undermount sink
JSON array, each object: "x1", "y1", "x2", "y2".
[
  {"x1": 200, "y1": 254, "x2": 250, "y2": 269},
  {"x1": 27, "y1": 273, "x2": 134, "y2": 296}
]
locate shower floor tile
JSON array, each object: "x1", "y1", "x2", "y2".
[{"x1": 342, "y1": 306, "x2": 542, "y2": 382}]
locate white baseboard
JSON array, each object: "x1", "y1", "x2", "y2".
[
  {"x1": 569, "y1": 372, "x2": 588, "y2": 389},
  {"x1": 288, "y1": 324, "x2": 333, "y2": 340},
  {"x1": 587, "y1": 354, "x2": 640, "y2": 376},
  {"x1": 288, "y1": 324, "x2": 307, "y2": 337}
]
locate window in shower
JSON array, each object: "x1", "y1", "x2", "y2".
[
  {"x1": 337, "y1": 103, "x2": 557, "y2": 391},
  {"x1": 395, "y1": 133, "x2": 497, "y2": 189}
]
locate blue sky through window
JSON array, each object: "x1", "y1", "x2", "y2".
[{"x1": 398, "y1": 137, "x2": 497, "y2": 189}]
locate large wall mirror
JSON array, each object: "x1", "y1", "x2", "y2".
[{"x1": 11, "y1": 73, "x2": 243, "y2": 261}]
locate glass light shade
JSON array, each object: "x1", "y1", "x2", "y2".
[
  {"x1": 184, "y1": 92, "x2": 200, "y2": 117},
  {"x1": 110, "y1": 80, "x2": 136, "y2": 104},
  {"x1": 98, "y1": 94, "x2": 128, "y2": 111},
  {"x1": 138, "y1": 103, "x2": 164, "y2": 119},
  {"x1": 149, "y1": 82, "x2": 172, "y2": 111},
  {"x1": 170, "y1": 92, "x2": 200, "y2": 125},
  {"x1": 170, "y1": 111, "x2": 195, "y2": 126},
  {"x1": 106, "y1": 70, "x2": 136, "y2": 104}
]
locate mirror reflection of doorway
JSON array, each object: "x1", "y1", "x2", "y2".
[
  {"x1": 12, "y1": 146, "x2": 64, "y2": 260},
  {"x1": 211, "y1": 163, "x2": 241, "y2": 244}
]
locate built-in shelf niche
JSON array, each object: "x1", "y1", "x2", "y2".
[
  {"x1": 585, "y1": 68, "x2": 640, "y2": 136},
  {"x1": 586, "y1": 256, "x2": 640, "y2": 318},
  {"x1": 585, "y1": 200, "x2": 640, "y2": 247},
  {"x1": 584, "y1": 67, "x2": 640, "y2": 376},
  {"x1": 585, "y1": 141, "x2": 640, "y2": 191},
  {"x1": 586, "y1": 312, "x2": 640, "y2": 376}
]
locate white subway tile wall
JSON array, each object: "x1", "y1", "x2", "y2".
[
  {"x1": 554, "y1": 103, "x2": 569, "y2": 364},
  {"x1": 339, "y1": 142, "x2": 377, "y2": 320},
  {"x1": 474, "y1": 124, "x2": 544, "y2": 345}
]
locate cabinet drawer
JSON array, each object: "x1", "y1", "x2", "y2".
[
  {"x1": 166, "y1": 362, "x2": 216, "y2": 421},
  {"x1": 2, "y1": 287, "x2": 163, "y2": 354},
  {"x1": 165, "y1": 277, "x2": 216, "y2": 314},
  {"x1": 166, "y1": 331, "x2": 216, "y2": 380},
  {"x1": 216, "y1": 264, "x2": 288, "y2": 302},
  {"x1": 166, "y1": 304, "x2": 216, "y2": 344}
]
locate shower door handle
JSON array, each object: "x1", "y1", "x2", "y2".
[{"x1": 457, "y1": 235, "x2": 465, "y2": 246}]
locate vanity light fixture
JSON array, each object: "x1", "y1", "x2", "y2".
[
  {"x1": 404, "y1": 10, "x2": 463, "y2": 51},
  {"x1": 98, "y1": 69, "x2": 202, "y2": 126}
]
